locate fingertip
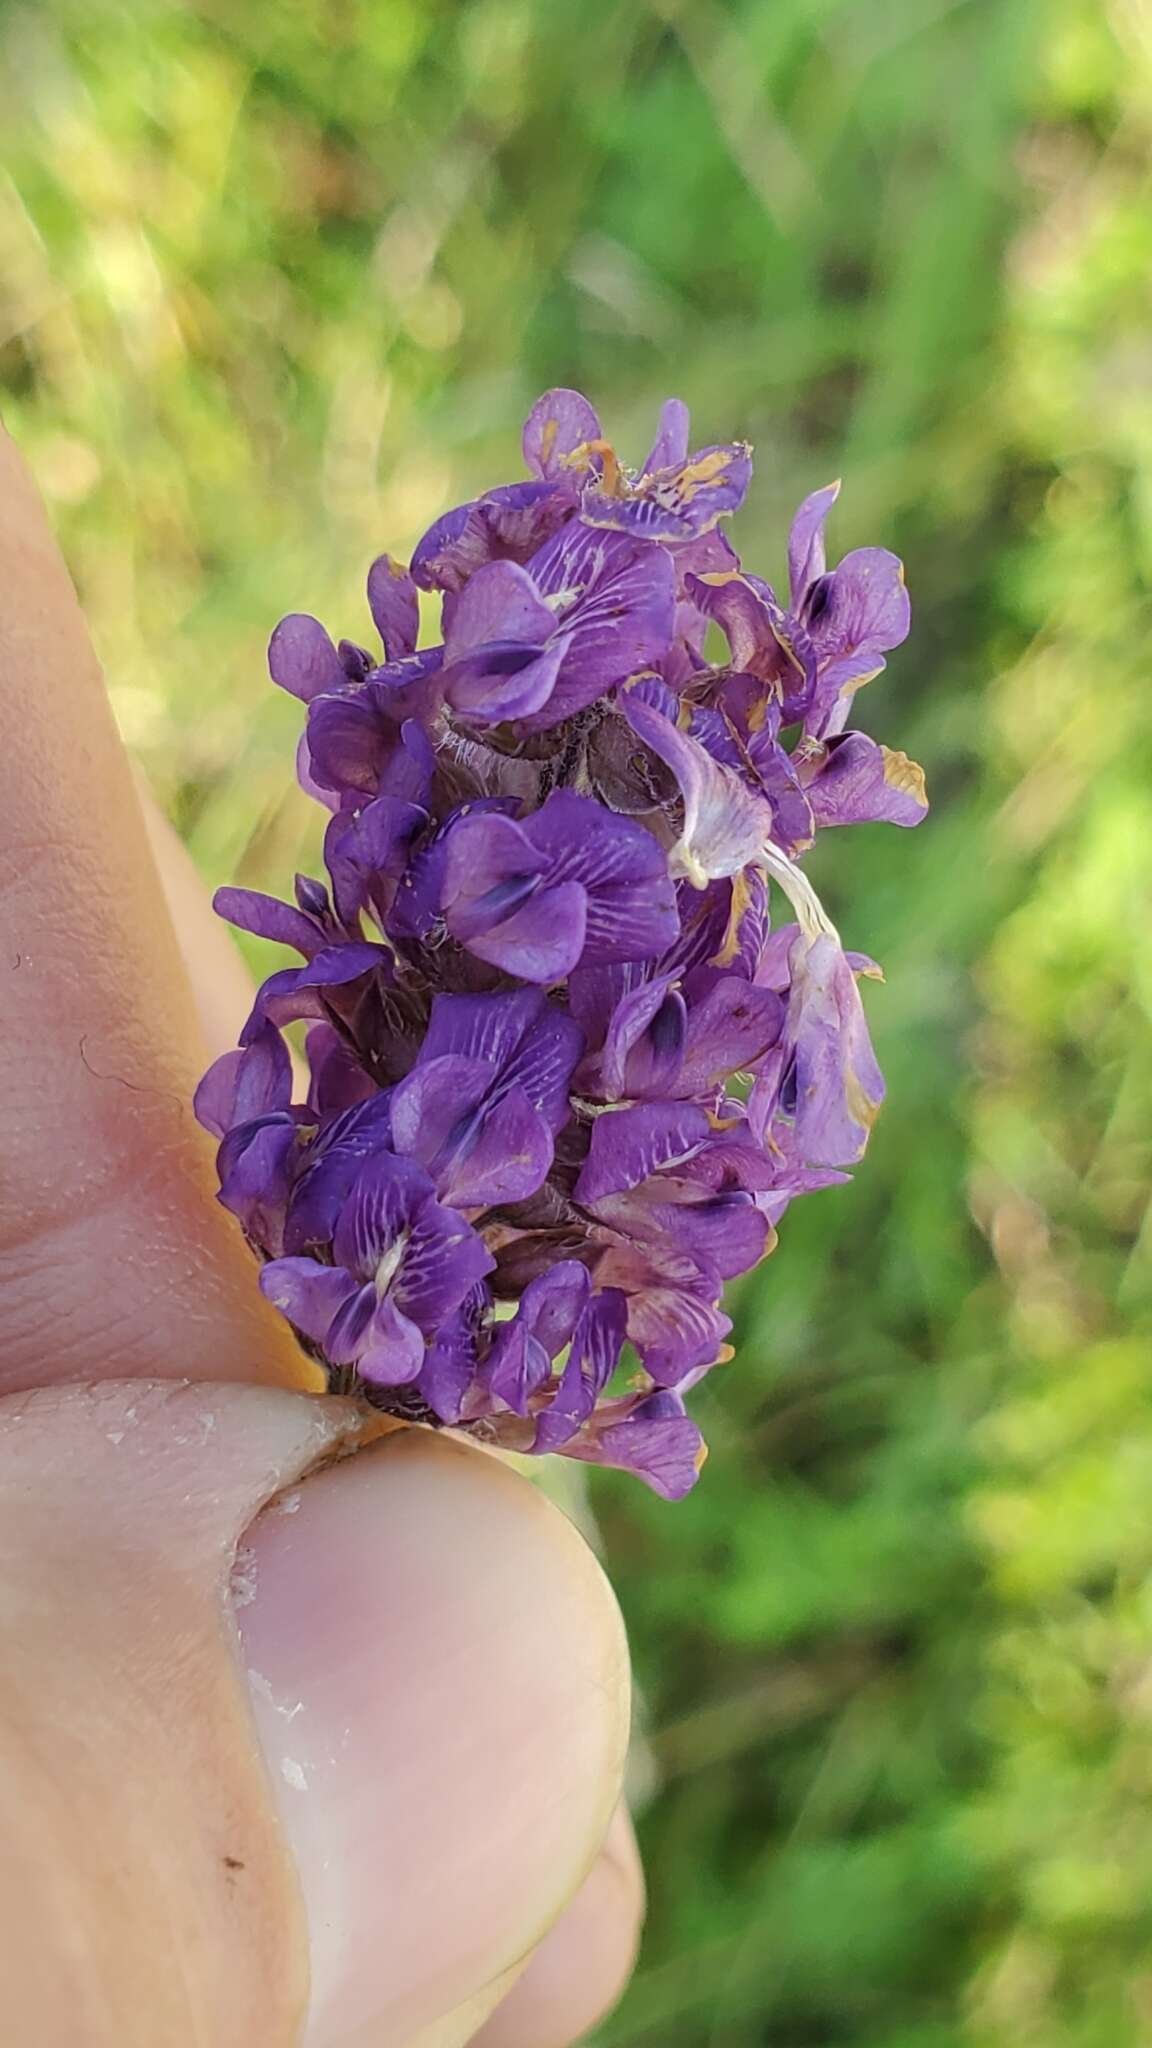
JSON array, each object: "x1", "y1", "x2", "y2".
[
  {"x1": 469, "y1": 1802, "x2": 645, "y2": 2048},
  {"x1": 239, "y1": 1427, "x2": 631, "y2": 2046}
]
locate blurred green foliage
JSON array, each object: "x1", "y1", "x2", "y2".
[{"x1": 3, "y1": 0, "x2": 1152, "y2": 2039}]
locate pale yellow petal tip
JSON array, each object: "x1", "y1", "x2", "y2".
[{"x1": 881, "y1": 746, "x2": 928, "y2": 806}]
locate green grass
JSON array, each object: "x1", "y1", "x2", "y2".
[{"x1": 4, "y1": 0, "x2": 1152, "y2": 2038}]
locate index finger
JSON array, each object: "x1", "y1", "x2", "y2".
[{"x1": 0, "y1": 424, "x2": 308, "y2": 1393}]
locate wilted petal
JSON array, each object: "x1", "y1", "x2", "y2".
[
  {"x1": 622, "y1": 690, "x2": 773, "y2": 886},
  {"x1": 595, "y1": 1244, "x2": 730, "y2": 1383},
  {"x1": 411, "y1": 482, "x2": 570, "y2": 597},
  {"x1": 779, "y1": 932, "x2": 886, "y2": 1167},
  {"x1": 583, "y1": 442, "x2": 752, "y2": 543}
]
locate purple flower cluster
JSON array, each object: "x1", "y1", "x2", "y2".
[{"x1": 196, "y1": 390, "x2": 925, "y2": 1498}]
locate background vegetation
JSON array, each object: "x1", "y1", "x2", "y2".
[{"x1": 4, "y1": 0, "x2": 1152, "y2": 2039}]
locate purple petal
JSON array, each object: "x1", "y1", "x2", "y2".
[
  {"x1": 522, "y1": 389, "x2": 602, "y2": 479},
  {"x1": 533, "y1": 1289, "x2": 628, "y2": 1452},
  {"x1": 323, "y1": 795, "x2": 428, "y2": 927},
  {"x1": 366, "y1": 554, "x2": 419, "y2": 661},
  {"x1": 283, "y1": 1094, "x2": 395, "y2": 1255},
  {"x1": 242, "y1": 942, "x2": 387, "y2": 1039},
  {"x1": 575, "y1": 1101, "x2": 712, "y2": 1204},
  {"x1": 516, "y1": 524, "x2": 676, "y2": 731},
  {"x1": 787, "y1": 482, "x2": 840, "y2": 606},
  {"x1": 809, "y1": 547, "x2": 910, "y2": 699},
  {"x1": 779, "y1": 933, "x2": 886, "y2": 1167},
  {"x1": 563, "y1": 1388, "x2": 706, "y2": 1499},
  {"x1": 465, "y1": 881, "x2": 588, "y2": 983},
  {"x1": 357, "y1": 1297, "x2": 426, "y2": 1385},
  {"x1": 304, "y1": 1024, "x2": 378, "y2": 1116},
  {"x1": 260, "y1": 1257, "x2": 359, "y2": 1347},
  {"x1": 450, "y1": 1086, "x2": 558, "y2": 1206},
  {"x1": 419, "y1": 1287, "x2": 489, "y2": 1422},
  {"x1": 213, "y1": 885, "x2": 326, "y2": 958},
  {"x1": 599, "y1": 1180, "x2": 771, "y2": 1281},
  {"x1": 443, "y1": 641, "x2": 565, "y2": 724},
  {"x1": 445, "y1": 558, "x2": 557, "y2": 658},
  {"x1": 419, "y1": 990, "x2": 583, "y2": 1132},
  {"x1": 676, "y1": 975, "x2": 784, "y2": 1093},
  {"x1": 216, "y1": 1114, "x2": 297, "y2": 1255},
  {"x1": 643, "y1": 398, "x2": 691, "y2": 475},
  {"x1": 194, "y1": 1022, "x2": 292, "y2": 1139},
  {"x1": 486, "y1": 1321, "x2": 552, "y2": 1416},
  {"x1": 621, "y1": 691, "x2": 773, "y2": 885},
  {"x1": 331, "y1": 1150, "x2": 437, "y2": 1277},
  {"x1": 804, "y1": 733, "x2": 928, "y2": 829},
  {"x1": 600, "y1": 975, "x2": 679, "y2": 1099},
  {"x1": 326, "y1": 1279, "x2": 383, "y2": 1363},
  {"x1": 268, "y1": 614, "x2": 346, "y2": 703},
  {"x1": 391, "y1": 1055, "x2": 556, "y2": 1208},
  {"x1": 524, "y1": 790, "x2": 680, "y2": 964},
  {"x1": 393, "y1": 1204, "x2": 494, "y2": 1328},
  {"x1": 484, "y1": 1260, "x2": 590, "y2": 1415},
  {"x1": 306, "y1": 659, "x2": 441, "y2": 798}
]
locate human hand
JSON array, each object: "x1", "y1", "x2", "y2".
[{"x1": 0, "y1": 421, "x2": 642, "y2": 2047}]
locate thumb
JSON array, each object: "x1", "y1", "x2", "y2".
[{"x1": 0, "y1": 1381, "x2": 629, "y2": 2047}]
